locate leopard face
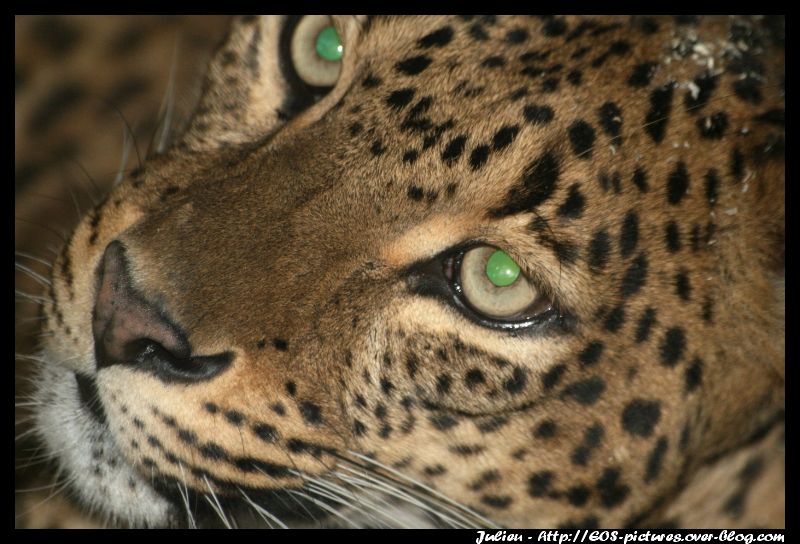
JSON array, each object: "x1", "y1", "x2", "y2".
[{"x1": 18, "y1": 15, "x2": 784, "y2": 528}]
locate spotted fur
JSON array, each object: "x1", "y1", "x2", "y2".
[{"x1": 16, "y1": 15, "x2": 783, "y2": 528}]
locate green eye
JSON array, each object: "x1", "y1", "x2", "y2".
[
  {"x1": 290, "y1": 16, "x2": 343, "y2": 87},
  {"x1": 459, "y1": 246, "x2": 540, "y2": 319},
  {"x1": 315, "y1": 26, "x2": 343, "y2": 61},
  {"x1": 485, "y1": 250, "x2": 520, "y2": 287}
]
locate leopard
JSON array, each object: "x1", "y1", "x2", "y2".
[{"x1": 15, "y1": 15, "x2": 784, "y2": 529}]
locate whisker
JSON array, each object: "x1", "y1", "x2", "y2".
[
  {"x1": 114, "y1": 124, "x2": 133, "y2": 187},
  {"x1": 15, "y1": 263, "x2": 51, "y2": 287},
  {"x1": 15, "y1": 250, "x2": 53, "y2": 269},
  {"x1": 202, "y1": 476, "x2": 232, "y2": 528},
  {"x1": 176, "y1": 462, "x2": 197, "y2": 529},
  {"x1": 287, "y1": 489, "x2": 359, "y2": 528},
  {"x1": 15, "y1": 216, "x2": 67, "y2": 243},
  {"x1": 345, "y1": 450, "x2": 497, "y2": 527},
  {"x1": 238, "y1": 489, "x2": 288, "y2": 529}
]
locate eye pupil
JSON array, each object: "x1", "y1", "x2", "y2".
[
  {"x1": 315, "y1": 26, "x2": 343, "y2": 61},
  {"x1": 485, "y1": 250, "x2": 520, "y2": 287}
]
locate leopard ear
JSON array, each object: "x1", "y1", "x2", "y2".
[{"x1": 179, "y1": 16, "x2": 296, "y2": 151}]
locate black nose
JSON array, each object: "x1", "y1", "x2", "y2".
[{"x1": 92, "y1": 241, "x2": 232, "y2": 383}]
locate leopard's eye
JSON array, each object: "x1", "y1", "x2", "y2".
[
  {"x1": 290, "y1": 16, "x2": 343, "y2": 87},
  {"x1": 459, "y1": 246, "x2": 542, "y2": 319}
]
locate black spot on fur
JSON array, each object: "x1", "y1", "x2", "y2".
[
  {"x1": 396, "y1": 55, "x2": 432, "y2": 75},
  {"x1": 684, "y1": 72, "x2": 718, "y2": 112},
  {"x1": 579, "y1": 341, "x2": 604, "y2": 365},
  {"x1": 753, "y1": 108, "x2": 785, "y2": 127},
  {"x1": 406, "y1": 354, "x2": 419, "y2": 378},
  {"x1": 429, "y1": 414, "x2": 459, "y2": 431},
  {"x1": 362, "y1": 74, "x2": 381, "y2": 88},
  {"x1": 561, "y1": 377, "x2": 606, "y2": 406},
  {"x1": 598, "y1": 102, "x2": 623, "y2": 145},
  {"x1": 436, "y1": 374, "x2": 453, "y2": 395},
  {"x1": 492, "y1": 125, "x2": 520, "y2": 151},
  {"x1": 675, "y1": 270, "x2": 692, "y2": 301},
  {"x1": 542, "y1": 17, "x2": 567, "y2": 36},
  {"x1": 619, "y1": 211, "x2": 639, "y2": 258},
  {"x1": 598, "y1": 170, "x2": 622, "y2": 194},
  {"x1": 370, "y1": 139, "x2": 386, "y2": 156},
  {"x1": 666, "y1": 161, "x2": 690, "y2": 205},
  {"x1": 730, "y1": 147, "x2": 745, "y2": 182},
  {"x1": 469, "y1": 469, "x2": 501, "y2": 491},
  {"x1": 571, "y1": 424, "x2": 604, "y2": 466},
  {"x1": 488, "y1": 151, "x2": 560, "y2": 217},
  {"x1": 464, "y1": 368, "x2": 485, "y2": 389},
  {"x1": 272, "y1": 338, "x2": 288, "y2": 351},
  {"x1": 528, "y1": 471, "x2": 554, "y2": 497},
  {"x1": 628, "y1": 62, "x2": 657, "y2": 87},
  {"x1": 224, "y1": 410, "x2": 244, "y2": 426},
  {"x1": 697, "y1": 112, "x2": 729, "y2": 139},
  {"x1": 645, "y1": 437, "x2": 669, "y2": 483},
  {"x1": 386, "y1": 88, "x2": 415, "y2": 110},
  {"x1": 620, "y1": 253, "x2": 648, "y2": 298},
  {"x1": 587, "y1": 229, "x2": 611, "y2": 273},
  {"x1": 523, "y1": 104, "x2": 554, "y2": 125},
  {"x1": 468, "y1": 23, "x2": 489, "y2": 41},
  {"x1": 568, "y1": 120, "x2": 596, "y2": 159},
  {"x1": 542, "y1": 364, "x2": 567, "y2": 391},
  {"x1": 482, "y1": 495, "x2": 512, "y2": 509},
  {"x1": 622, "y1": 399, "x2": 661, "y2": 437},
  {"x1": 476, "y1": 415, "x2": 509, "y2": 434},
  {"x1": 635, "y1": 307, "x2": 656, "y2": 343},
  {"x1": 597, "y1": 467, "x2": 630, "y2": 508},
  {"x1": 685, "y1": 357, "x2": 703, "y2": 393},
  {"x1": 557, "y1": 184, "x2": 585, "y2": 219},
  {"x1": 566, "y1": 486, "x2": 591, "y2": 507},
  {"x1": 424, "y1": 464, "x2": 446, "y2": 476},
  {"x1": 567, "y1": 69, "x2": 583, "y2": 86},
  {"x1": 482, "y1": 55, "x2": 506, "y2": 68},
  {"x1": 664, "y1": 222, "x2": 682, "y2": 253},
  {"x1": 506, "y1": 28, "x2": 528, "y2": 43},
  {"x1": 632, "y1": 167, "x2": 649, "y2": 193},
  {"x1": 659, "y1": 327, "x2": 686, "y2": 367},
  {"x1": 353, "y1": 420, "x2": 367, "y2": 436},
  {"x1": 450, "y1": 444, "x2": 486, "y2": 456},
  {"x1": 535, "y1": 420, "x2": 557, "y2": 439},
  {"x1": 441, "y1": 134, "x2": 468, "y2": 165},
  {"x1": 417, "y1": 26, "x2": 453, "y2": 48},
  {"x1": 503, "y1": 367, "x2": 528, "y2": 395},
  {"x1": 732, "y1": 77, "x2": 763, "y2": 104},
  {"x1": 469, "y1": 145, "x2": 490, "y2": 170},
  {"x1": 402, "y1": 150, "x2": 419, "y2": 164},
  {"x1": 606, "y1": 302, "x2": 629, "y2": 332},
  {"x1": 645, "y1": 83, "x2": 675, "y2": 143},
  {"x1": 298, "y1": 401, "x2": 323, "y2": 425},
  {"x1": 252, "y1": 423, "x2": 278, "y2": 443},
  {"x1": 541, "y1": 77, "x2": 559, "y2": 92},
  {"x1": 702, "y1": 297, "x2": 715, "y2": 323},
  {"x1": 199, "y1": 443, "x2": 227, "y2": 460},
  {"x1": 407, "y1": 185, "x2": 424, "y2": 201}
]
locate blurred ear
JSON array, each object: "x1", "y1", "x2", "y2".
[{"x1": 179, "y1": 16, "x2": 298, "y2": 151}]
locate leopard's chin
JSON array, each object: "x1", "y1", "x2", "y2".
[{"x1": 33, "y1": 361, "x2": 178, "y2": 528}]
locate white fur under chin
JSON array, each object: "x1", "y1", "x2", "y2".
[{"x1": 33, "y1": 359, "x2": 175, "y2": 528}]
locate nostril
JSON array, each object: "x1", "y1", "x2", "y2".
[
  {"x1": 93, "y1": 241, "x2": 232, "y2": 383},
  {"x1": 123, "y1": 338, "x2": 233, "y2": 384}
]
